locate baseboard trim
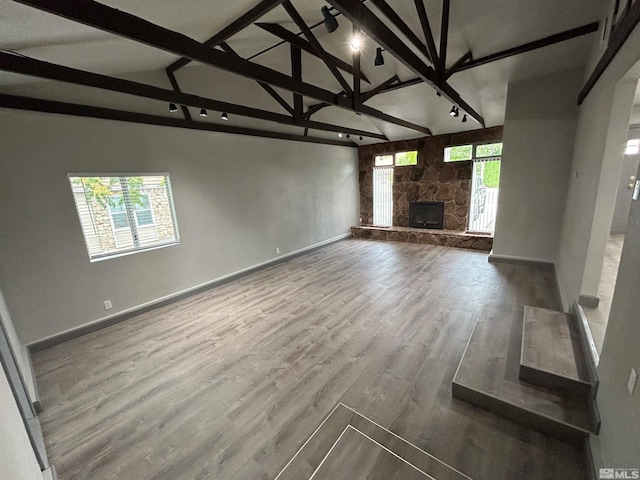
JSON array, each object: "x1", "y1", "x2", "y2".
[
  {"x1": 487, "y1": 252, "x2": 555, "y2": 268},
  {"x1": 28, "y1": 233, "x2": 351, "y2": 352},
  {"x1": 578, "y1": 294, "x2": 600, "y2": 308}
]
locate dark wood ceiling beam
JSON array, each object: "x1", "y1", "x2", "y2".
[
  {"x1": 282, "y1": 0, "x2": 353, "y2": 95},
  {"x1": 414, "y1": 0, "x2": 439, "y2": 67},
  {"x1": 579, "y1": 11, "x2": 637, "y2": 104},
  {"x1": 360, "y1": 75, "x2": 399, "y2": 103},
  {"x1": 302, "y1": 102, "x2": 330, "y2": 119},
  {"x1": 165, "y1": 69, "x2": 192, "y2": 120},
  {"x1": 15, "y1": 0, "x2": 427, "y2": 134},
  {"x1": 456, "y1": 22, "x2": 599, "y2": 74},
  {"x1": 438, "y1": 0, "x2": 450, "y2": 82},
  {"x1": 166, "y1": 0, "x2": 285, "y2": 73},
  {"x1": 368, "y1": 0, "x2": 431, "y2": 64},
  {"x1": 0, "y1": 52, "x2": 387, "y2": 140},
  {"x1": 255, "y1": 22, "x2": 371, "y2": 84},
  {"x1": 220, "y1": 42, "x2": 294, "y2": 115},
  {"x1": 291, "y1": 44, "x2": 303, "y2": 122},
  {"x1": 0, "y1": 93, "x2": 356, "y2": 147},
  {"x1": 444, "y1": 51, "x2": 472, "y2": 80},
  {"x1": 328, "y1": 0, "x2": 482, "y2": 126}
]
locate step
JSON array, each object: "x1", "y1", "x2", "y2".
[
  {"x1": 275, "y1": 403, "x2": 472, "y2": 480},
  {"x1": 452, "y1": 303, "x2": 596, "y2": 445},
  {"x1": 520, "y1": 306, "x2": 592, "y2": 397}
]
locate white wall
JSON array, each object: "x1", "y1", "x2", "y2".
[
  {"x1": 491, "y1": 68, "x2": 581, "y2": 263},
  {"x1": 0, "y1": 109, "x2": 359, "y2": 344},
  {"x1": 556, "y1": 26, "x2": 640, "y2": 308},
  {"x1": 0, "y1": 365, "x2": 43, "y2": 480},
  {"x1": 590, "y1": 160, "x2": 640, "y2": 469}
]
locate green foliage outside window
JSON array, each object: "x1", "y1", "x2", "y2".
[
  {"x1": 445, "y1": 145, "x2": 473, "y2": 162},
  {"x1": 476, "y1": 143, "x2": 503, "y2": 158},
  {"x1": 480, "y1": 161, "x2": 501, "y2": 188},
  {"x1": 395, "y1": 151, "x2": 418, "y2": 166}
]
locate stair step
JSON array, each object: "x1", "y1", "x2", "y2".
[
  {"x1": 452, "y1": 303, "x2": 596, "y2": 445},
  {"x1": 520, "y1": 306, "x2": 592, "y2": 396}
]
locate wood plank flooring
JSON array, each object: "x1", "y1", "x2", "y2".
[
  {"x1": 32, "y1": 239, "x2": 587, "y2": 479},
  {"x1": 521, "y1": 306, "x2": 590, "y2": 384}
]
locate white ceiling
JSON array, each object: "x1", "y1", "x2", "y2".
[{"x1": 0, "y1": 0, "x2": 607, "y2": 143}]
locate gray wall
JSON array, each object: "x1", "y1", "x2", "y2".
[
  {"x1": 0, "y1": 365, "x2": 42, "y2": 480},
  {"x1": 0, "y1": 109, "x2": 359, "y2": 344},
  {"x1": 556, "y1": 28, "x2": 640, "y2": 308},
  {"x1": 590, "y1": 161, "x2": 640, "y2": 468},
  {"x1": 550, "y1": 11, "x2": 640, "y2": 471},
  {"x1": 491, "y1": 68, "x2": 581, "y2": 263}
]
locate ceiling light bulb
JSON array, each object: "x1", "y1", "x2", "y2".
[
  {"x1": 169, "y1": 103, "x2": 178, "y2": 113},
  {"x1": 199, "y1": 108, "x2": 207, "y2": 117},
  {"x1": 338, "y1": 133, "x2": 343, "y2": 138},
  {"x1": 350, "y1": 35, "x2": 361, "y2": 51},
  {"x1": 221, "y1": 112, "x2": 229, "y2": 121}
]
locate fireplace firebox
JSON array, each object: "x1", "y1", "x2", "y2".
[{"x1": 409, "y1": 201, "x2": 445, "y2": 229}]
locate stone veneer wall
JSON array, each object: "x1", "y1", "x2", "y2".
[{"x1": 358, "y1": 126, "x2": 503, "y2": 231}]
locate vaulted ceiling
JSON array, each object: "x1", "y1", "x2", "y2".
[{"x1": 0, "y1": 0, "x2": 606, "y2": 145}]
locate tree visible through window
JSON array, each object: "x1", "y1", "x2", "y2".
[
  {"x1": 445, "y1": 142, "x2": 502, "y2": 162},
  {"x1": 375, "y1": 151, "x2": 418, "y2": 166},
  {"x1": 69, "y1": 175, "x2": 179, "y2": 260}
]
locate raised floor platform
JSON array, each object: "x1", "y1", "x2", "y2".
[
  {"x1": 351, "y1": 225, "x2": 493, "y2": 251},
  {"x1": 452, "y1": 303, "x2": 598, "y2": 445}
]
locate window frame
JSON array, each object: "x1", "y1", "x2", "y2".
[
  {"x1": 68, "y1": 173, "x2": 180, "y2": 262},
  {"x1": 444, "y1": 141, "x2": 503, "y2": 162},
  {"x1": 374, "y1": 150, "x2": 418, "y2": 167}
]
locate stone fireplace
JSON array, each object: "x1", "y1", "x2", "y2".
[
  {"x1": 409, "y1": 201, "x2": 444, "y2": 229},
  {"x1": 358, "y1": 126, "x2": 503, "y2": 231}
]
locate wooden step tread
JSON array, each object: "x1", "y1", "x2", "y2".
[
  {"x1": 521, "y1": 306, "x2": 590, "y2": 385},
  {"x1": 452, "y1": 303, "x2": 595, "y2": 443}
]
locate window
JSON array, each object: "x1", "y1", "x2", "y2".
[
  {"x1": 69, "y1": 175, "x2": 179, "y2": 261},
  {"x1": 625, "y1": 139, "x2": 639, "y2": 155},
  {"x1": 375, "y1": 151, "x2": 418, "y2": 166},
  {"x1": 444, "y1": 142, "x2": 503, "y2": 162}
]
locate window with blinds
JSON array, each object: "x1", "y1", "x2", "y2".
[{"x1": 68, "y1": 174, "x2": 180, "y2": 261}]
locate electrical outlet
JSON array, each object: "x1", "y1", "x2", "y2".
[
  {"x1": 275, "y1": 248, "x2": 280, "y2": 255},
  {"x1": 628, "y1": 368, "x2": 638, "y2": 396},
  {"x1": 103, "y1": 300, "x2": 113, "y2": 310}
]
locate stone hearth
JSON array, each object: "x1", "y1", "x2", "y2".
[{"x1": 351, "y1": 225, "x2": 493, "y2": 251}]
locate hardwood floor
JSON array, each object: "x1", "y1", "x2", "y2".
[{"x1": 32, "y1": 239, "x2": 587, "y2": 479}]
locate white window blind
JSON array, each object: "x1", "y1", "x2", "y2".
[{"x1": 68, "y1": 174, "x2": 180, "y2": 261}]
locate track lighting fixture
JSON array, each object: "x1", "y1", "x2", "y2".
[
  {"x1": 462, "y1": 114, "x2": 467, "y2": 123},
  {"x1": 436, "y1": 91, "x2": 441, "y2": 97},
  {"x1": 449, "y1": 105, "x2": 459, "y2": 117},
  {"x1": 169, "y1": 103, "x2": 178, "y2": 113},
  {"x1": 359, "y1": 136, "x2": 363, "y2": 141},
  {"x1": 350, "y1": 33, "x2": 361, "y2": 51},
  {"x1": 338, "y1": 133, "x2": 343, "y2": 138},
  {"x1": 321, "y1": 6, "x2": 339, "y2": 33},
  {"x1": 346, "y1": 134, "x2": 351, "y2": 139},
  {"x1": 199, "y1": 108, "x2": 207, "y2": 117},
  {"x1": 374, "y1": 47, "x2": 384, "y2": 67},
  {"x1": 221, "y1": 112, "x2": 229, "y2": 121}
]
